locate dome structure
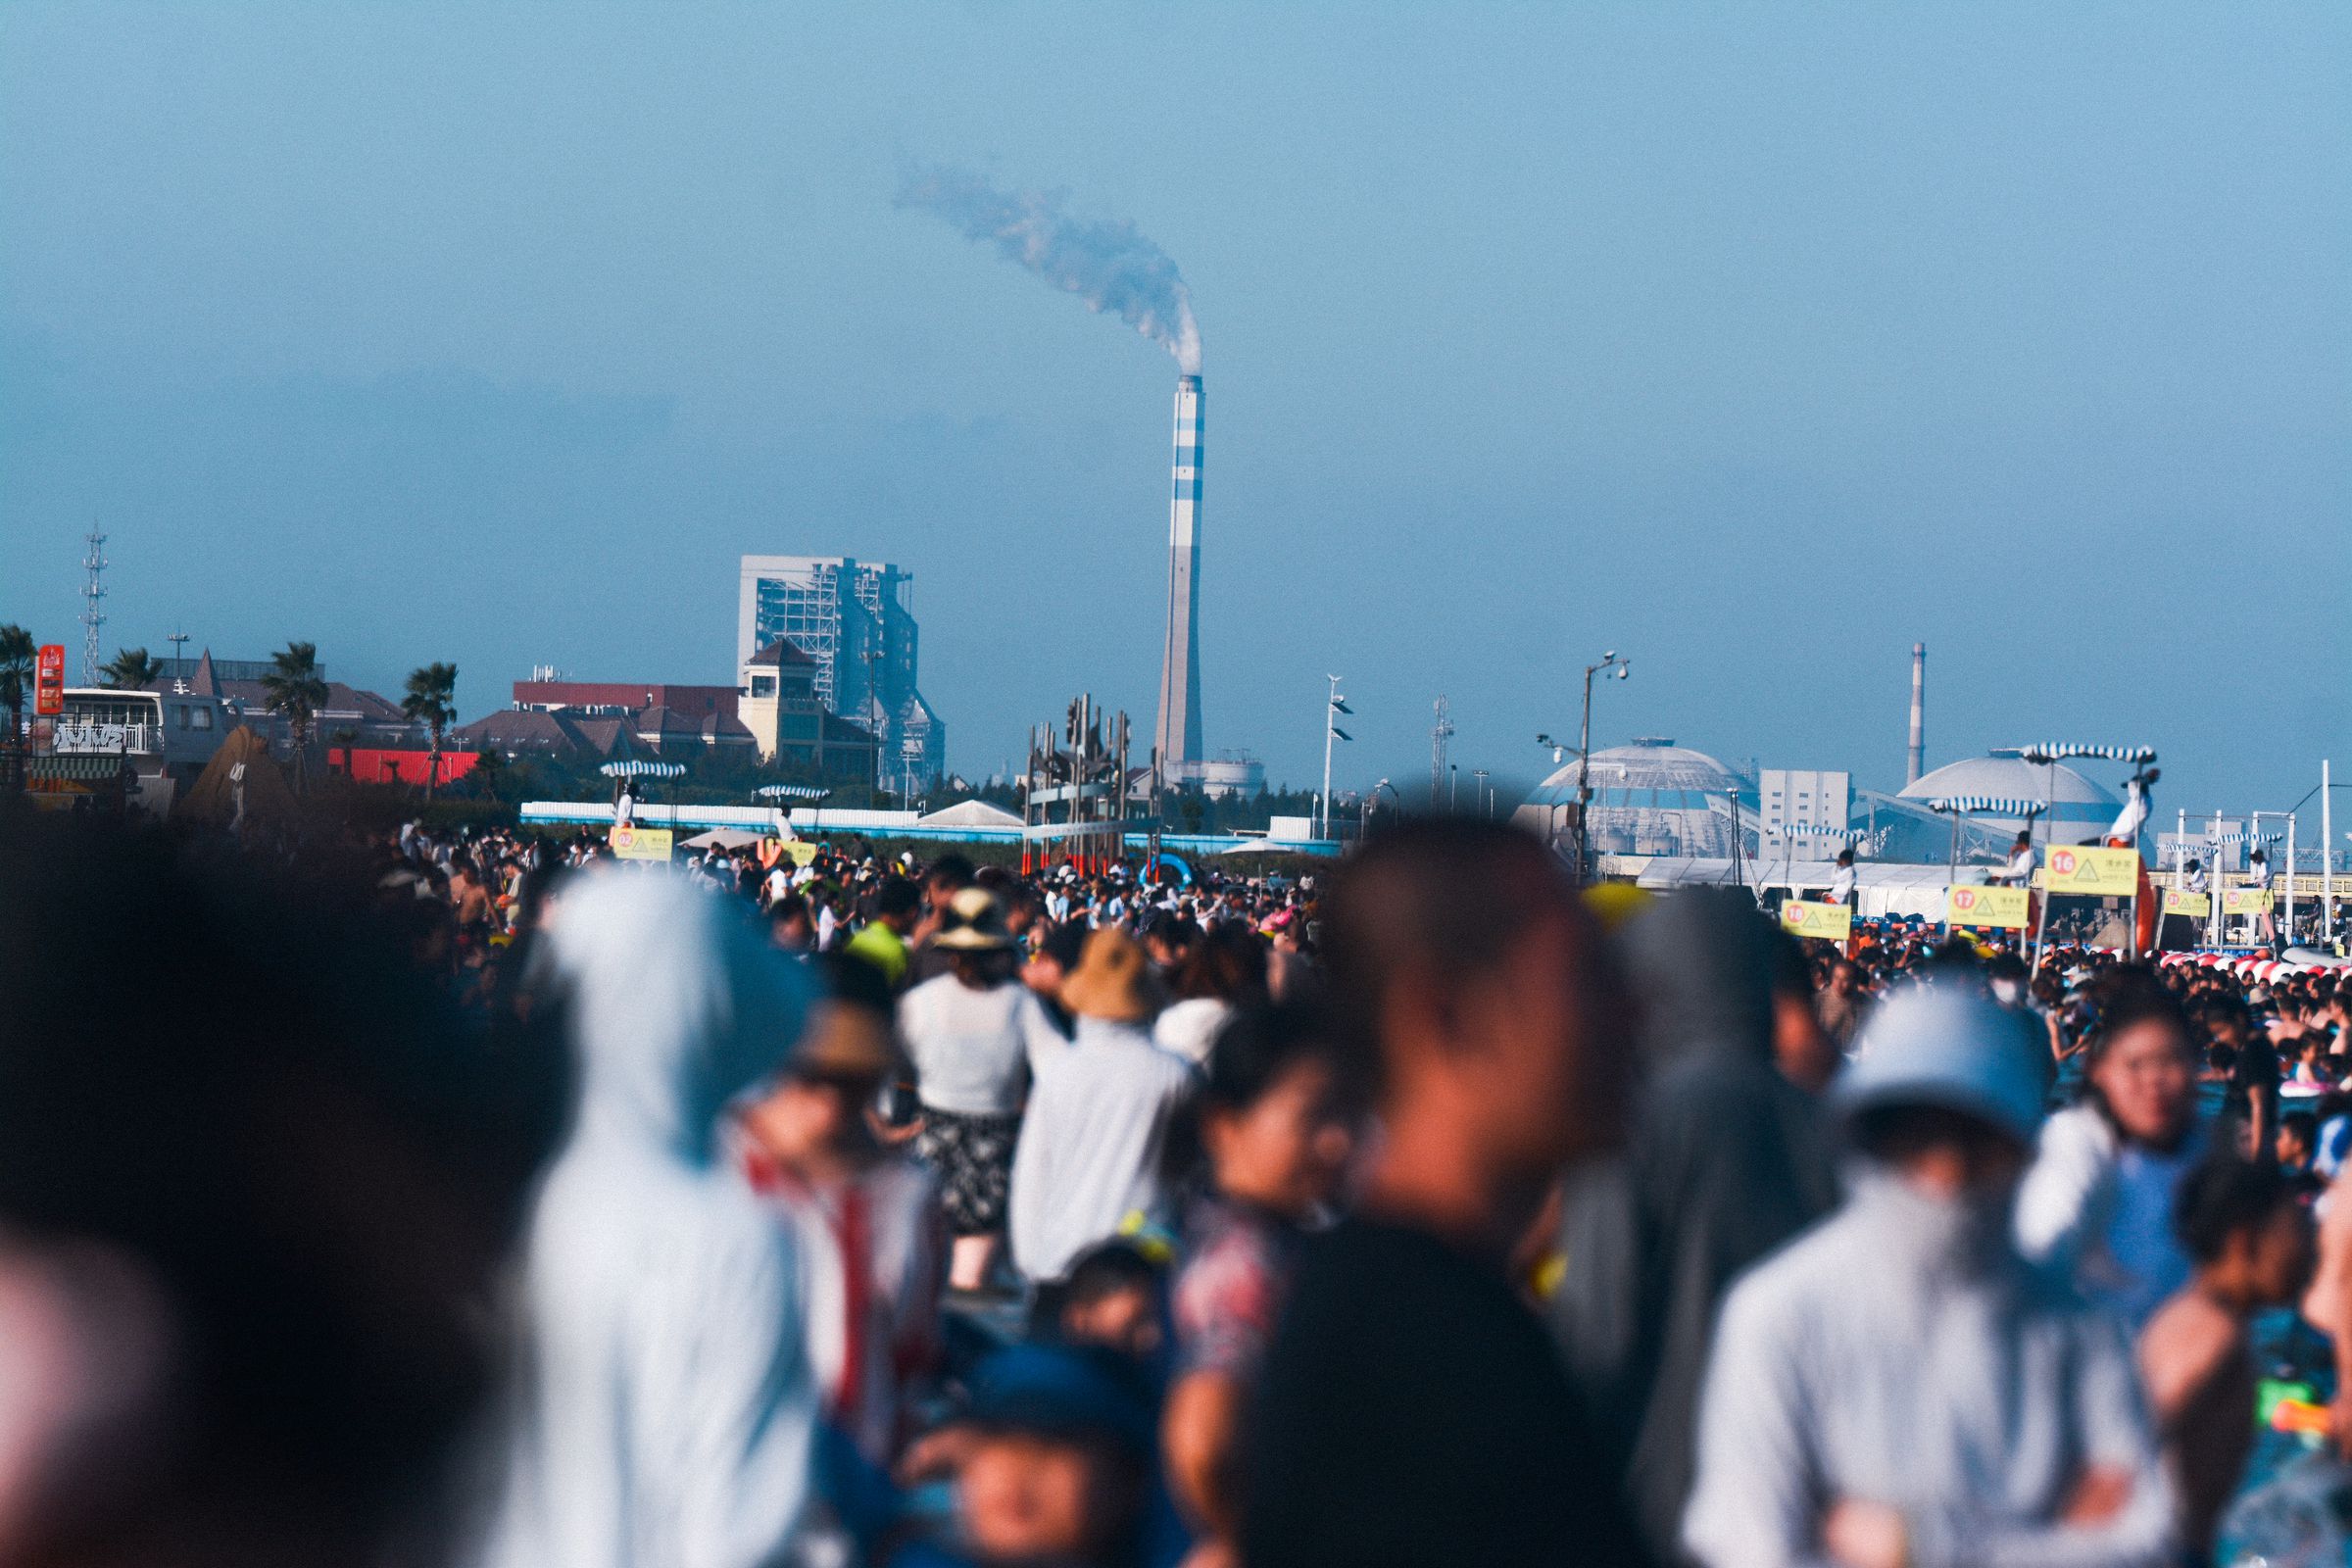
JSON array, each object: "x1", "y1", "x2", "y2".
[
  {"x1": 1898, "y1": 755, "x2": 2120, "y2": 841},
  {"x1": 1518, "y1": 738, "x2": 1748, "y2": 858}
]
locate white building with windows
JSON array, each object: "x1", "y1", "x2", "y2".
[{"x1": 1758, "y1": 768, "x2": 1852, "y2": 855}]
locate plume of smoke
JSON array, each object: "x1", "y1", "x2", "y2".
[{"x1": 897, "y1": 166, "x2": 1201, "y2": 374}]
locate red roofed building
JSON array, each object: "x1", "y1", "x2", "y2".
[{"x1": 512, "y1": 679, "x2": 738, "y2": 722}]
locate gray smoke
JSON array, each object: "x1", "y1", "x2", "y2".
[{"x1": 897, "y1": 166, "x2": 1201, "y2": 374}]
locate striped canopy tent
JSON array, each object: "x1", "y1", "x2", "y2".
[
  {"x1": 2161, "y1": 829, "x2": 2281, "y2": 867},
  {"x1": 1767, "y1": 823, "x2": 1889, "y2": 856},
  {"x1": 2015, "y1": 744, "x2": 2158, "y2": 765},
  {"x1": 601, "y1": 760, "x2": 686, "y2": 779},
  {"x1": 1925, "y1": 796, "x2": 2046, "y2": 817},
  {"x1": 755, "y1": 783, "x2": 831, "y2": 801}
]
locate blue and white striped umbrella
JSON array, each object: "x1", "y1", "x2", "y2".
[
  {"x1": 1926, "y1": 796, "x2": 2046, "y2": 816},
  {"x1": 601, "y1": 760, "x2": 686, "y2": 779},
  {"x1": 1772, "y1": 823, "x2": 1868, "y2": 843},
  {"x1": 755, "y1": 783, "x2": 831, "y2": 801},
  {"x1": 2201, "y1": 828, "x2": 2283, "y2": 846},
  {"x1": 2014, "y1": 744, "x2": 2157, "y2": 764}
]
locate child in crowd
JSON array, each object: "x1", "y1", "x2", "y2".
[
  {"x1": 2136, "y1": 1157, "x2": 2314, "y2": 1562},
  {"x1": 2277, "y1": 1111, "x2": 2321, "y2": 1197},
  {"x1": 1038, "y1": 1241, "x2": 1169, "y2": 1362},
  {"x1": 891, "y1": 1345, "x2": 1164, "y2": 1568},
  {"x1": 1162, "y1": 1003, "x2": 1359, "y2": 1568}
]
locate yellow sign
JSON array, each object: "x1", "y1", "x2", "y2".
[
  {"x1": 2040, "y1": 845, "x2": 2139, "y2": 898},
  {"x1": 609, "y1": 824, "x2": 674, "y2": 861},
  {"x1": 1946, "y1": 884, "x2": 2031, "y2": 929},
  {"x1": 2223, "y1": 888, "x2": 2274, "y2": 915},
  {"x1": 2161, "y1": 888, "x2": 2210, "y2": 918},
  {"x1": 779, "y1": 839, "x2": 820, "y2": 867},
  {"x1": 1781, "y1": 900, "x2": 1852, "y2": 942}
]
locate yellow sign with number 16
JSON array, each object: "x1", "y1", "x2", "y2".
[{"x1": 1781, "y1": 901, "x2": 1852, "y2": 942}]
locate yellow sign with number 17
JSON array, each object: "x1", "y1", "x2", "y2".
[{"x1": 1947, "y1": 884, "x2": 2031, "y2": 929}]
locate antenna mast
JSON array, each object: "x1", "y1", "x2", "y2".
[{"x1": 79, "y1": 527, "x2": 109, "y2": 685}]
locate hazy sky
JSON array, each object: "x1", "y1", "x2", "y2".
[{"x1": 4, "y1": 2, "x2": 2344, "y2": 817}]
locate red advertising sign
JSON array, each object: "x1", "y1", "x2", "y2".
[{"x1": 33, "y1": 645, "x2": 66, "y2": 716}]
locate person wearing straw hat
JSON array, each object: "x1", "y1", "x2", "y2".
[
  {"x1": 1683, "y1": 985, "x2": 2174, "y2": 1568},
  {"x1": 901, "y1": 887, "x2": 1069, "y2": 1293},
  {"x1": 1009, "y1": 928, "x2": 1196, "y2": 1285}
]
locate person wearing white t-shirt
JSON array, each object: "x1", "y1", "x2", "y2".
[{"x1": 899, "y1": 888, "x2": 1069, "y2": 1291}]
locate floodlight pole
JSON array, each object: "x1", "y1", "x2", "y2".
[
  {"x1": 2208, "y1": 810, "x2": 2228, "y2": 950},
  {"x1": 1318, "y1": 675, "x2": 1343, "y2": 840},
  {"x1": 1574, "y1": 652, "x2": 1629, "y2": 883}
]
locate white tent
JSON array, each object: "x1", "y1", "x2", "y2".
[
  {"x1": 681, "y1": 827, "x2": 770, "y2": 851},
  {"x1": 1628, "y1": 858, "x2": 1975, "y2": 920},
  {"x1": 916, "y1": 799, "x2": 1024, "y2": 830}
]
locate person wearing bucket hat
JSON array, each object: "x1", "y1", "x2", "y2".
[
  {"x1": 901, "y1": 888, "x2": 1070, "y2": 1293},
  {"x1": 1685, "y1": 984, "x2": 2175, "y2": 1568},
  {"x1": 1008, "y1": 930, "x2": 1195, "y2": 1284},
  {"x1": 891, "y1": 1344, "x2": 1164, "y2": 1567}
]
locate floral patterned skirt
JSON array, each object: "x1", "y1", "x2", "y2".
[{"x1": 915, "y1": 1107, "x2": 1022, "y2": 1237}]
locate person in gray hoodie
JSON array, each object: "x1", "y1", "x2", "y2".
[
  {"x1": 474, "y1": 868, "x2": 819, "y2": 1568},
  {"x1": 1552, "y1": 890, "x2": 1840, "y2": 1563},
  {"x1": 1682, "y1": 985, "x2": 2175, "y2": 1568}
]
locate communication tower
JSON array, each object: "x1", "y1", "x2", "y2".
[{"x1": 79, "y1": 528, "x2": 109, "y2": 685}]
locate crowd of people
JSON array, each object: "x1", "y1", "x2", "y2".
[{"x1": 2, "y1": 808, "x2": 2350, "y2": 1568}]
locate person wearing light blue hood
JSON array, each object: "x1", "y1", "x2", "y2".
[
  {"x1": 1683, "y1": 984, "x2": 2175, "y2": 1568},
  {"x1": 475, "y1": 867, "x2": 820, "y2": 1568}
]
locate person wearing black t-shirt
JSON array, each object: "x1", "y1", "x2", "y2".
[
  {"x1": 2208, "y1": 997, "x2": 2278, "y2": 1159},
  {"x1": 1241, "y1": 821, "x2": 1647, "y2": 1568}
]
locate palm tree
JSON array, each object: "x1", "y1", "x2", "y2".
[
  {"x1": 100, "y1": 646, "x2": 164, "y2": 690},
  {"x1": 0, "y1": 624, "x2": 32, "y2": 794},
  {"x1": 401, "y1": 662, "x2": 459, "y2": 800},
  {"x1": 261, "y1": 641, "x2": 328, "y2": 791}
]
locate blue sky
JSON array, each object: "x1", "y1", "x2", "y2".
[{"x1": 3, "y1": 2, "x2": 2344, "y2": 817}]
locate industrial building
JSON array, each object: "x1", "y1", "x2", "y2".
[{"x1": 736, "y1": 555, "x2": 946, "y2": 787}]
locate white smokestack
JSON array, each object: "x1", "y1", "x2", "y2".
[
  {"x1": 1906, "y1": 642, "x2": 1926, "y2": 786},
  {"x1": 896, "y1": 166, "x2": 1201, "y2": 372},
  {"x1": 1156, "y1": 374, "x2": 1204, "y2": 770}
]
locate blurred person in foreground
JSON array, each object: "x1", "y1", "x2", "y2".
[
  {"x1": 892, "y1": 1345, "x2": 1164, "y2": 1568},
  {"x1": 1160, "y1": 1002, "x2": 1360, "y2": 1568},
  {"x1": 2015, "y1": 973, "x2": 2207, "y2": 1332},
  {"x1": 1241, "y1": 819, "x2": 1644, "y2": 1568},
  {"x1": 739, "y1": 953, "x2": 946, "y2": 1473},
  {"x1": 0, "y1": 818, "x2": 565, "y2": 1568},
  {"x1": 473, "y1": 867, "x2": 820, "y2": 1568},
  {"x1": 2137, "y1": 1155, "x2": 2312, "y2": 1561},
  {"x1": 1683, "y1": 985, "x2": 2175, "y2": 1568},
  {"x1": 1552, "y1": 890, "x2": 1838, "y2": 1564}
]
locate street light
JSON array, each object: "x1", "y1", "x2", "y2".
[
  {"x1": 1318, "y1": 675, "x2": 1352, "y2": 840},
  {"x1": 1573, "y1": 652, "x2": 1631, "y2": 882},
  {"x1": 1472, "y1": 767, "x2": 1491, "y2": 819}
]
